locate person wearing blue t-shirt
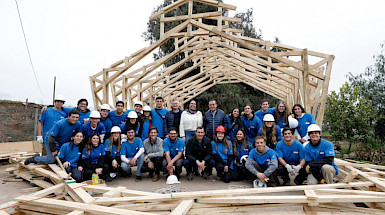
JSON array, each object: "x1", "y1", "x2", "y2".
[
  {"x1": 120, "y1": 128, "x2": 145, "y2": 182},
  {"x1": 151, "y1": 97, "x2": 168, "y2": 138},
  {"x1": 74, "y1": 98, "x2": 91, "y2": 124},
  {"x1": 99, "y1": 104, "x2": 113, "y2": 142},
  {"x1": 276, "y1": 127, "x2": 307, "y2": 185},
  {"x1": 292, "y1": 104, "x2": 315, "y2": 143},
  {"x1": 241, "y1": 105, "x2": 262, "y2": 143},
  {"x1": 246, "y1": 136, "x2": 278, "y2": 187},
  {"x1": 79, "y1": 134, "x2": 107, "y2": 180},
  {"x1": 225, "y1": 108, "x2": 241, "y2": 142},
  {"x1": 120, "y1": 111, "x2": 141, "y2": 136},
  {"x1": 109, "y1": 101, "x2": 128, "y2": 127},
  {"x1": 25, "y1": 109, "x2": 82, "y2": 165},
  {"x1": 139, "y1": 106, "x2": 152, "y2": 140},
  {"x1": 104, "y1": 126, "x2": 124, "y2": 182},
  {"x1": 232, "y1": 129, "x2": 253, "y2": 180},
  {"x1": 162, "y1": 127, "x2": 185, "y2": 178},
  {"x1": 58, "y1": 131, "x2": 84, "y2": 182},
  {"x1": 37, "y1": 95, "x2": 68, "y2": 155},
  {"x1": 273, "y1": 101, "x2": 291, "y2": 131},
  {"x1": 255, "y1": 99, "x2": 275, "y2": 122},
  {"x1": 212, "y1": 126, "x2": 235, "y2": 183},
  {"x1": 257, "y1": 114, "x2": 282, "y2": 150},
  {"x1": 304, "y1": 124, "x2": 338, "y2": 184},
  {"x1": 80, "y1": 111, "x2": 106, "y2": 142}
]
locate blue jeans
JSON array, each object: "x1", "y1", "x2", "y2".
[
  {"x1": 34, "y1": 142, "x2": 56, "y2": 164},
  {"x1": 184, "y1": 130, "x2": 196, "y2": 144},
  {"x1": 121, "y1": 154, "x2": 144, "y2": 176}
]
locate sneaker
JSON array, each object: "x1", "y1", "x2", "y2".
[
  {"x1": 109, "y1": 173, "x2": 117, "y2": 178},
  {"x1": 320, "y1": 179, "x2": 326, "y2": 184},
  {"x1": 152, "y1": 174, "x2": 159, "y2": 182},
  {"x1": 202, "y1": 172, "x2": 209, "y2": 180},
  {"x1": 135, "y1": 176, "x2": 142, "y2": 182},
  {"x1": 187, "y1": 173, "x2": 193, "y2": 181},
  {"x1": 24, "y1": 156, "x2": 37, "y2": 165},
  {"x1": 147, "y1": 173, "x2": 154, "y2": 178}
]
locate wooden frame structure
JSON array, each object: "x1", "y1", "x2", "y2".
[{"x1": 90, "y1": 0, "x2": 334, "y2": 125}]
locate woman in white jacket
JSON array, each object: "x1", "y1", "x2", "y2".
[{"x1": 180, "y1": 100, "x2": 203, "y2": 143}]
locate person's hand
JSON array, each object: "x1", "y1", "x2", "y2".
[
  {"x1": 285, "y1": 164, "x2": 294, "y2": 173},
  {"x1": 182, "y1": 137, "x2": 186, "y2": 142},
  {"x1": 129, "y1": 157, "x2": 137, "y2": 166},
  {"x1": 36, "y1": 136, "x2": 43, "y2": 144},
  {"x1": 41, "y1": 106, "x2": 47, "y2": 113},
  {"x1": 83, "y1": 118, "x2": 90, "y2": 123},
  {"x1": 293, "y1": 165, "x2": 302, "y2": 173},
  {"x1": 148, "y1": 161, "x2": 154, "y2": 169},
  {"x1": 112, "y1": 159, "x2": 118, "y2": 168},
  {"x1": 63, "y1": 161, "x2": 70, "y2": 168},
  {"x1": 224, "y1": 165, "x2": 229, "y2": 172},
  {"x1": 144, "y1": 155, "x2": 148, "y2": 162},
  {"x1": 78, "y1": 166, "x2": 83, "y2": 171},
  {"x1": 95, "y1": 168, "x2": 102, "y2": 174},
  {"x1": 52, "y1": 151, "x2": 58, "y2": 156},
  {"x1": 257, "y1": 172, "x2": 266, "y2": 181},
  {"x1": 121, "y1": 134, "x2": 127, "y2": 142},
  {"x1": 299, "y1": 138, "x2": 306, "y2": 143}
]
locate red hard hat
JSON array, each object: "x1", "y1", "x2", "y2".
[{"x1": 216, "y1": 125, "x2": 226, "y2": 133}]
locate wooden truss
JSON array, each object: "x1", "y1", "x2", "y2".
[
  {"x1": 2, "y1": 152, "x2": 385, "y2": 214},
  {"x1": 89, "y1": 0, "x2": 334, "y2": 125}
]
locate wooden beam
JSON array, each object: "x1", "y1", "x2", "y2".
[{"x1": 170, "y1": 200, "x2": 194, "y2": 215}]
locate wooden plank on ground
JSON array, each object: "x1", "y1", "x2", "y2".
[
  {"x1": 344, "y1": 170, "x2": 359, "y2": 183},
  {"x1": 103, "y1": 186, "x2": 126, "y2": 198},
  {"x1": 170, "y1": 200, "x2": 194, "y2": 215},
  {"x1": 304, "y1": 190, "x2": 318, "y2": 206},
  {"x1": 67, "y1": 183, "x2": 94, "y2": 203},
  {"x1": 345, "y1": 166, "x2": 385, "y2": 191},
  {"x1": 66, "y1": 210, "x2": 84, "y2": 215}
]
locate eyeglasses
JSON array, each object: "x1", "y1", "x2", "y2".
[{"x1": 169, "y1": 133, "x2": 177, "y2": 135}]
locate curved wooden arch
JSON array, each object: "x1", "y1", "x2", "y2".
[{"x1": 90, "y1": 0, "x2": 334, "y2": 125}]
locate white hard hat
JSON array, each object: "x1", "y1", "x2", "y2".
[
  {"x1": 307, "y1": 124, "x2": 322, "y2": 134},
  {"x1": 143, "y1": 105, "x2": 151, "y2": 112},
  {"x1": 89, "y1": 111, "x2": 101, "y2": 118},
  {"x1": 111, "y1": 126, "x2": 121, "y2": 133},
  {"x1": 134, "y1": 101, "x2": 143, "y2": 106},
  {"x1": 240, "y1": 155, "x2": 249, "y2": 163},
  {"x1": 253, "y1": 179, "x2": 267, "y2": 188},
  {"x1": 54, "y1": 95, "x2": 65, "y2": 102},
  {"x1": 127, "y1": 111, "x2": 138, "y2": 119},
  {"x1": 166, "y1": 175, "x2": 180, "y2": 185},
  {"x1": 263, "y1": 114, "x2": 275, "y2": 122},
  {"x1": 100, "y1": 104, "x2": 110, "y2": 111},
  {"x1": 288, "y1": 115, "x2": 298, "y2": 128}
]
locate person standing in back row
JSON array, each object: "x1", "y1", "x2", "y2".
[
  {"x1": 180, "y1": 100, "x2": 203, "y2": 144},
  {"x1": 203, "y1": 100, "x2": 228, "y2": 140},
  {"x1": 151, "y1": 97, "x2": 168, "y2": 138},
  {"x1": 163, "y1": 99, "x2": 183, "y2": 137},
  {"x1": 255, "y1": 99, "x2": 275, "y2": 122}
]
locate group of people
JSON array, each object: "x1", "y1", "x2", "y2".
[{"x1": 24, "y1": 96, "x2": 338, "y2": 187}]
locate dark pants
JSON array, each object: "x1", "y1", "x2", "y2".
[
  {"x1": 65, "y1": 166, "x2": 82, "y2": 183},
  {"x1": 234, "y1": 163, "x2": 252, "y2": 181},
  {"x1": 183, "y1": 158, "x2": 214, "y2": 175},
  {"x1": 249, "y1": 163, "x2": 278, "y2": 187},
  {"x1": 215, "y1": 162, "x2": 238, "y2": 183},
  {"x1": 278, "y1": 163, "x2": 308, "y2": 185},
  {"x1": 143, "y1": 157, "x2": 163, "y2": 175},
  {"x1": 106, "y1": 157, "x2": 121, "y2": 174},
  {"x1": 162, "y1": 158, "x2": 184, "y2": 176},
  {"x1": 82, "y1": 163, "x2": 108, "y2": 181}
]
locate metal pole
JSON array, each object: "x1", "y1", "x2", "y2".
[{"x1": 52, "y1": 76, "x2": 56, "y2": 105}]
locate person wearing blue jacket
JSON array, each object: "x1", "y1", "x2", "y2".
[
  {"x1": 255, "y1": 99, "x2": 275, "y2": 122},
  {"x1": 104, "y1": 126, "x2": 123, "y2": 181},
  {"x1": 79, "y1": 133, "x2": 107, "y2": 180},
  {"x1": 304, "y1": 124, "x2": 338, "y2": 184},
  {"x1": 80, "y1": 111, "x2": 106, "y2": 142},
  {"x1": 25, "y1": 109, "x2": 82, "y2": 165},
  {"x1": 139, "y1": 106, "x2": 152, "y2": 140},
  {"x1": 120, "y1": 111, "x2": 140, "y2": 136},
  {"x1": 257, "y1": 114, "x2": 282, "y2": 150},
  {"x1": 203, "y1": 100, "x2": 228, "y2": 140},
  {"x1": 276, "y1": 127, "x2": 307, "y2": 185},
  {"x1": 246, "y1": 136, "x2": 278, "y2": 187},
  {"x1": 292, "y1": 104, "x2": 315, "y2": 143},
  {"x1": 225, "y1": 108, "x2": 241, "y2": 142},
  {"x1": 241, "y1": 105, "x2": 262, "y2": 143},
  {"x1": 151, "y1": 97, "x2": 168, "y2": 138},
  {"x1": 74, "y1": 99, "x2": 91, "y2": 124},
  {"x1": 212, "y1": 126, "x2": 235, "y2": 183},
  {"x1": 100, "y1": 104, "x2": 113, "y2": 142},
  {"x1": 109, "y1": 101, "x2": 128, "y2": 127},
  {"x1": 58, "y1": 131, "x2": 84, "y2": 182},
  {"x1": 274, "y1": 101, "x2": 291, "y2": 130},
  {"x1": 232, "y1": 129, "x2": 253, "y2": 180}
]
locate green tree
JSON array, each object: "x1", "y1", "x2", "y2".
[{"x1": 324, "y1": 82, "x2": 376, "y2": 152}]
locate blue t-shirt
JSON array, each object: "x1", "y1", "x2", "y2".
[
  {"x1": 276, "y1": 116, "x2": 288, "y2": 130},
  {"x1": 80, "y1": 122, "x2": 106, "y2": 140},
  {"x1": 163, "y1": 137, "x2": 185, "y2": 159},
  {"x1": 151, "y1": 108, "x2": 168, "y2": 138},
  {"x1": 241, "y1": 115, "x2": 262, "y2": 143},
  {"x1": 100, "y1": 118, "x2": 113, "y2": 133},
  {"x1": 120, "y1": 122, "x2": 140, "y2": 135},
  {"x1": 104, "y1": 139, "x2": 121, "y2": 159},
  {"x1": 108, "y1": 110, "x2": 128, "y2": 127},
  {"x1": 58, "y1": 142, "x2": 81, "y2": 168},
  {"x1": 121, "y1": 137, "x2": 143, "y2": 159},
  {"x1": 226, "y1": 115, "x2": 240, "y2": 142},
  {"x1": 296, "y1": 113, "x2": 315, "y2": 138},
  {"x1": 45, "y1": 118, "x2": 82, "y2": 150},
  {"x1": 257, "y1": 126, "x2": 282, "y2": 150},
  {"x1": 235, "y1": 141, "x2": 254, "y2": 163},
  {"x1": 304, "y1": 139, "x2": 339, "y2": 175},
  {"x1": 81, "y1": 144, "x2": 105, "y2": 165},
  {"x1": 276, "y1": 140, "x2": 304, "y2": 165},
  {"x1": 39, "y1": 107, "x2": 68, "y2": 139},
  {"x1": 141, "y1": 118, "x2": 151, "y2": 140},
  {"x1": 248, "y1": 147, "x2": 277, "y2": 168},
  {"x1": 212, "y1": 141, "x2": 233, "y2": 169},
  {"x1": 255, "y1": 108, "x2": 275, "y2": 122}
]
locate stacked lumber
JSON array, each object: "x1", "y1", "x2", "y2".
[{"x1": 1, "y1": 157, "x2": 385, "y2": 214}]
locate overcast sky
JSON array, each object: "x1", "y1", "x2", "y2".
[{"x1": 1, "y1": 0, "x2": 384, "y2": 108}]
